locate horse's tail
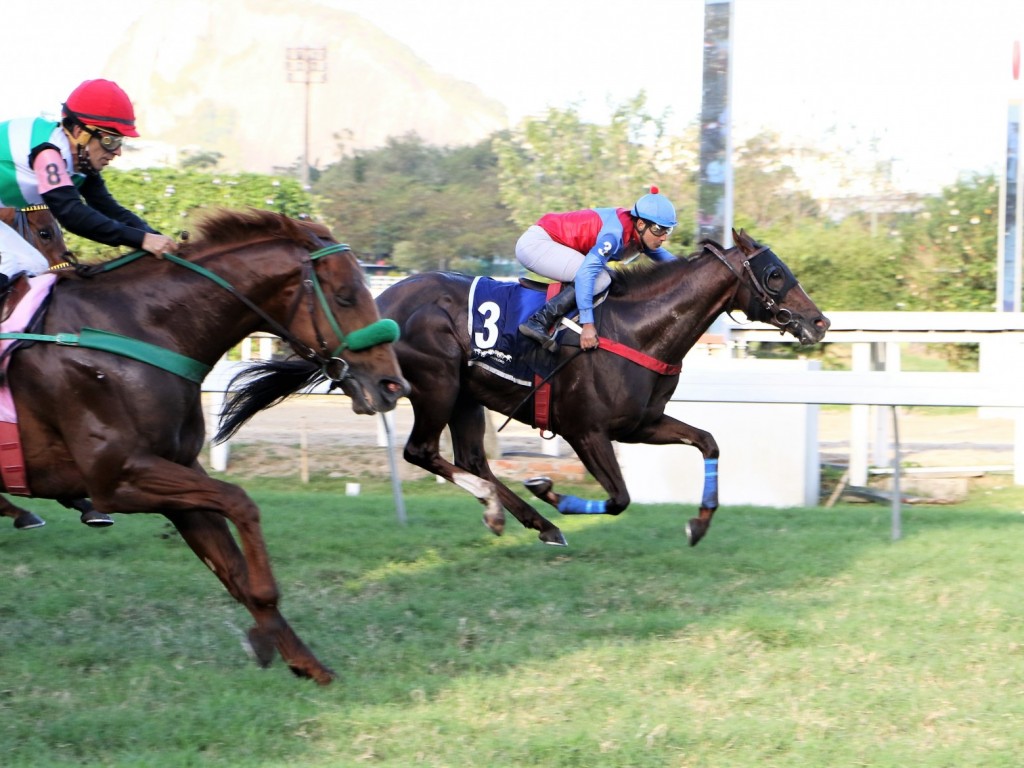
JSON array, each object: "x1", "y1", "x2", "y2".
[{"x1": 214, "y1": 359, "x2": 323, "y2": 442}]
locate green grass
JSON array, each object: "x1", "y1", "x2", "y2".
[{"x1": 2, "y1": 475, "x2": 1023, "y2": 767}]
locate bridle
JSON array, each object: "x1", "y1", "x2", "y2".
[
  {"x1": 10, "y1": 205, "x2": 76, "y2": 269},
  {"x1": 703, "y1": 241, "x2": 800, "y2": 332}
]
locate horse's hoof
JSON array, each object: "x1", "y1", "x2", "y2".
[
  {"x1": 14, "y1": 511, "x2": 46, "y2": 529},
  {"x1": 245, "y1": 627, "x2": 277, "y2": 668},
  {"x1": 481, "y1": 514, "x2": 505, "y2": 537},
  {"x1": 686, "y1": 517, "x2": 708, "y2": 547},
  {"x1": 524, "y1": 476, "x2": 553, "y2": 498},
  {"x1": 288, "y1": 662, "x2": 336, "y2": 685},
  {"x1": 81, "y1": 510, "x2": 114, "y2": 528},
  {"x1": 539, "y1": 529, "x2": 568, "y2": 547}
]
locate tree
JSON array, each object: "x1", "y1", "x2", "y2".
[
  {"x1": 494, "y1": 95, "x2": 698, "y2": 247},
  {"x1": 314, "y1": 134, "x2": 519, "y2": 273},
  {"x1": 732, "y1": 131, "x2": 820, "y2": 228},
  {"x1": 65, "y1": 167, "x2": 315, "y2": 262},
  {"x1": 900, "y1": 173, "x2": 999, "y2": 311}
]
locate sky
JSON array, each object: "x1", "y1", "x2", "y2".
[{"x1": 5, "y1": 0, "x2": 1024, "y2": 193}]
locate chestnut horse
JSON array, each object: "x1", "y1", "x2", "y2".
[
  {"x1": 0, "y1": 205, "x2": 76, "y2": 529},
  {"x1": 0, "y1": 208, "x2": 408, "y2": 684},
  {"x1": 219, "y1": 229, "x2": 828, "y2": 549},
  {"x1": 0, "y1": 204, "x2": 72, "y2": 267}
]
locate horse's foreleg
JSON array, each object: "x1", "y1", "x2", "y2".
[
  {"x1": 448, "y1": 404, "x2": 567, "y2": 546},
  {"x1": 92, "y1": 459, "x2": 334, "y2": 684},
  {"x1": 625, "y1": 415, "x2": 720, "y2": 546},
  {"x1": 0, "y1": 495, "x2": 45, "y2": 529}
]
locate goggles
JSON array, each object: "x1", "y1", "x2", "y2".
[
  {"x1": 83, "y1": 126, "x2": 125, "y2": 152},
  {"x1": 645, "y1": 221, "x2": 673, "y2": 237}
]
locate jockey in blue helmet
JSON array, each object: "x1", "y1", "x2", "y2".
[{"x1": 516, "y1": 187, "x2": 678, "y2": 352}]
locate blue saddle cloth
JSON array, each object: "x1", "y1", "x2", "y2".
[{"x1": 467, "y1": 277, "x2": 568, "y2": 386}]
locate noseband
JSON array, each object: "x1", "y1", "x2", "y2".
[{"x1": 296, "y1": 242, "x2": 400, "y2": 380}]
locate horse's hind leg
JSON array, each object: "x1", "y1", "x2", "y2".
[
  {"x1": 0, "y1": 495, "x2": 45, "y2": 529},
  {"x1": 448, "y1": 401, "x2": 567, "y2": 546},
  {"x1": 403, "y1": 400, "x2": 507, "y2": 536},
  {"x1": 92, "y1": 457, "x2": 334, "y2": 684}
]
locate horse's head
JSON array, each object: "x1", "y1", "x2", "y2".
[
  {"x1": 719, "y1": 228, "x2": 830, "y2": 345},
  {"x1": 187, "y1": 208, "x2": 409, "y2": 414},
  {"x1": 0, "y1": 205, "x2": 73, "y2": 268},
  {"x1": 295, "y1": 235, "x2": 410, "y2": 413}
]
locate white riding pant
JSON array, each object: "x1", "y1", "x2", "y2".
[
  {"x1": 515, "y1": 225, "x2": 611, "y2": 294},
  {"x1": 0, "y1": 219, "x2": 49, "y2": 277}
]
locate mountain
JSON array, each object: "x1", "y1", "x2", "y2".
[{"x1": 103, "y1": 0, "x2": 509, "y2": 173}]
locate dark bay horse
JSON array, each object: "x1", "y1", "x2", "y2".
[
  {"x1": 1, "y1": 208, "x2": 408, "y2": 684},
  {"x1": 220, "y1": 229, "x2": 828, "y2": 549}
]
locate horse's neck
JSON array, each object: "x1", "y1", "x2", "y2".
[
  {"x1": 61, "y1": 246, "x2": 290, "y2": 363},
  {"x1": 614, "y1": 254, "x2": 736, "y2": 362}
]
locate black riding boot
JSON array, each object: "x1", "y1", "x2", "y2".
[{"x1": 518, "y1": 285, "x2": 577, "y2": 353}]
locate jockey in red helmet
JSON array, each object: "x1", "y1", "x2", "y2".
[
  {"x1": 0, "y1": 78, "x2": 177, "y2": 279},
  {"x1": 0, "y1": 78, "x2": 178, "y2": 529}
]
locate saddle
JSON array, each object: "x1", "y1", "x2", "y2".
[{"x1": 518, "y1": 276, "x2": 552, "y2": 293}]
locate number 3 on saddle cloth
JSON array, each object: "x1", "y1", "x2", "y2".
[
  {"x1": 0, "y1": 274, "x2": 58, "y2": 494},
  {"x1": 468, "y1": 277, "x2": 582, "y2": 431}
]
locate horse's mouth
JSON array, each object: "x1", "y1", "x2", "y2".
[
  {"x1": 795, "y1": 314, "x2": 830, "y2": 345},
  {"x1": 339, "y1": 375, "x2": 409, "y2": 414}
]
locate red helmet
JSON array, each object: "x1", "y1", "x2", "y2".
[{"x1": 63, "y1": 79, "x2": 139, "y2": 137}]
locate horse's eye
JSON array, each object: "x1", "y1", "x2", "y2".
[
  {"x1": 38, "y1": 228, "x2": 54, "y2": 242},
  {"x1": 765, "y1": 267, "x2": 785, "y2": 293},
  {"x1": 335, "y1": 291, "x2": 355, "y2": 308}
]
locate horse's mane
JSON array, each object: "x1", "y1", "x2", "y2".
[
  {"x1": 185, "y1": 208, "x2": 332, "y2": 252},
  {"x1": 607, "y1": 239, "x2": 725, "y2": 297}
]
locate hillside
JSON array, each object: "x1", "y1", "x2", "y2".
[{"x1": 103, "y1": 0, "x2": 508, "y2": 173}]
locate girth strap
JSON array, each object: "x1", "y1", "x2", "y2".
[{"x1": 0, "y1": 327, "x2": 211, "y2": 382}]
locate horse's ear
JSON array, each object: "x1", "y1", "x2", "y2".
[{"x1": 732, "y1": 228, "x2": 750, "y2": 248}]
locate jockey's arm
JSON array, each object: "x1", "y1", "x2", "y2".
[{"x1": 574, "y1": 251, "x2": 608, "y2": 326}]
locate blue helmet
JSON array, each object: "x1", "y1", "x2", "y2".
[{"x1": 630, "y1": 186, "x2": 677, "y2": 228}]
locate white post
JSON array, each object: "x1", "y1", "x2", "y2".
[
  {"x1": 259, "y1": 335, "x2": 274, "y2": 360},
  {"x1": 1016, "y1": 413, "x2": 1024, "y2": 486},
  {"x1": 208, "y1": 390, "x2": 230, "y2": 471},
  {"x1": 541, "y1": 434, "x2": 563, "y2": 457},
  {"x1": 377, "y1": 411, "x2": 394, "y2": 448},
  {"x1": 849, "y1": 342, "x2": 871, "y2": 486}
]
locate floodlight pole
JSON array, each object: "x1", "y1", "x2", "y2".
[
  {"x1": 286, "y1": 46, "x2": 327, "y2": 190},
  {"x1": 997, "y1": 40, "x2": 1023, "y2": 312},
  {"x1": 697, "y1": 0, "x2": 734, "y2": 247}
]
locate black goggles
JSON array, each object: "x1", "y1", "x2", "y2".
[{"x1": 84, "y1": 126, "x2": 125, "y2": 152}]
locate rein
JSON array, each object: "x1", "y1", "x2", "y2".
[{"x1": 86, "y1": 242, "x2": 399, "y2": 382}]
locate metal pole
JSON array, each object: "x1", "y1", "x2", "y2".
[
  {"x1": 286, "y1": 47, "x2": 326, "y2": 190},
  {"x1": 381, "y1": 413, "x2": 407, "y2": 525},
  {"x1": 890, "y1": 405, "x2": 902, "y2": 541}
]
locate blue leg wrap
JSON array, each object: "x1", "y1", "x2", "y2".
[
  {"x1": 557, "y1": 495, "x2": 607, "y2": 515},
  {"x1": 702, "y1": 458, "x2": 719, "y2": 509}
]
